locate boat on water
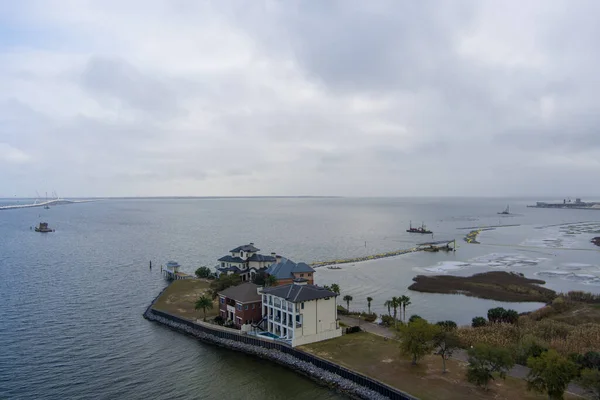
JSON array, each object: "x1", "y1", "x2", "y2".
[
  {"x1": 327, "y1": 266, "x2": 342, "y2": 270},
  {"x1": 34, "y1": 222, "x2": 54, "y2": 232},
  {"x1": 44, "y1": 205, "x2": 50, "y2": 209},
  {"x1": 498, "y1": 205, "x2": 510, "y2": 215},
  {"x1": 407, "y1": 221, "x2": 433, "y2": 234}
]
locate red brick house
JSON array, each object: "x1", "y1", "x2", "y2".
[{"x1": 218, "y1": 283, "x2": 262, "y2": 328}]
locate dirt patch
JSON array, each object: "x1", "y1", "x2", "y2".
[{"x1": 409, "y1": 271, "x2": 556, "y2": 302}]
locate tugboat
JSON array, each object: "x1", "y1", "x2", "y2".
[
  {"x1": 34, "y1": 222, "x2": 55, "y2": 232},
  {"x1": 406, "y1": 221, "x2": 433, "y2": 234},
  {"x1": 498, "y1": 205, "x2": 510, "y2": 215}
]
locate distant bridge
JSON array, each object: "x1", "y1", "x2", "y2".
[{"x1": 0, "y1": 198, "x2": 94, "y2": 210}]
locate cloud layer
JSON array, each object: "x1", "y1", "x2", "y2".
[{"x1": 1, "y1": 0, "x2": 599, "y2": 197}]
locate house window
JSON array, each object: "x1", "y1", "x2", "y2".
[
  {"x1": 245, "y1": 305, "x2": 248, "y2": 310},
  {"x1": 252, "y1": 304, "x2": 255, "y2": 309},
  {"x1": 308, "y1": 273, "x2": 312, "y2": 277},
  {"x1": 221, "y1": 262, "x2": 225, "y2": 268},
  {"x1": 241, "y1": 252, "x2": 244, "y2": 258},
  {"x1": 237, "y1": 304, "x2": 242, "y2": 311},
  {"x1": 300, "y1": 273, "x2": 304, "y2": 277},
  {"x1": 301, "y1": 303, "x2": 304, "y2": 309},
  {"x1": 220, "y1": 298, "x2": 224, "y2": 304}
]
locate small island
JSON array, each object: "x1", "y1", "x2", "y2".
[{"x1": 408, "y1": 271, "x2": 556, "y2": 302}]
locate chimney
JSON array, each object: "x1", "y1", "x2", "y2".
[
  {"x1": 276, "y1": 255, "x2": 282, "y2": 263},
  {"x1": 250, "y1": 242, "x2": 254, "y2": 246}
]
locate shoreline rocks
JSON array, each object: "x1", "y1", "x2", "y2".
[
  {"x1": 592, "y1": 237, "x2": 600, "y2": 247},
  {"x1": 144, "y1": 308, "x2": 392, "y2": 400}
]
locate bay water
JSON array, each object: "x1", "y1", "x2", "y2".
[{"x1": 1, "y1": 197, "x2": 599, "y2": 399}]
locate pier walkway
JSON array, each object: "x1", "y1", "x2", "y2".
[
  {"x1": 311, "y1": 247, "x2": 421, "y2": 268},
  {"x1": 0, "y1": 198, "x2": 94, "y2": 210}
]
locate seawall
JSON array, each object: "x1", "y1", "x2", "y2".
[{"x1": 143, "y1": 289, "x2": 417, "y2": 400}]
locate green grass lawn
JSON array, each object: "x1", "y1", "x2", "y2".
[
  {"x1": 152, "y1": 279, "x2": 219, "y2": 321},
  {"x1": 300, "y1": 332, "x2": 579, "y2": 400}
]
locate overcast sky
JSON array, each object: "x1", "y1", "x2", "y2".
[{"x1": 1, "y1": 1, "x2": 599, "y2": 197}]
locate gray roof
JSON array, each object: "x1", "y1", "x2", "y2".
[
  {"x1": 218, "y1": 283, "x2": 262, "y2": 303},
  {"x1": 262, "y1": 283, "x2": 337, "y2": 303},
  {"x1": 218, "y1": 255, "x2": 245, "y2": 263},
  {"x1": 265, "y1": 257, "x2": 315, "y2": 280},
  {"x1": 247, "y1": 253, "x2": 276, "y2": 262},
  {"x1": 230, "y1": 243, "x2": 260, "y2": 253}
]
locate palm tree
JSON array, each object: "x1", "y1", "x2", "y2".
[
  {"x1": 384, "y1": 299, "x2": 392, "y2": 316},
  {"x1": 343, "y1": 295, "x2": 353, "y2": 312},
  {"x1": 366, "y1": 297, "x2": 373, "y2": 314},
  {"x1": 391, "y1": 296, "x2": 401, "y2": 322},
  {"x1": 400, "y1": 295, "x2": 411, "y2": 322},
  {"x1": 195, "y1": 295, "x2": 214, "y2": 321},
  {"x1": 330, "y1": 283, "x2": 340, "y2": 295},
  {"x1": 265, "y1": 274, "x2": 277, "y2": 287}
]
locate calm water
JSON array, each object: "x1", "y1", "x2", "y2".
[{"x1": 1, "y1": 197, "x2": 599, "y2": 399}]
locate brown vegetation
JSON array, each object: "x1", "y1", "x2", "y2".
[
  {"x1": 409, "y1": 271, "x2": 556, "y2": 302},
  {"x1": 457, "y1": 296, "x2": 600, "y2": 358},
  {"x1": 152, "y1": 279, "x2": 218, "y2": 320}
]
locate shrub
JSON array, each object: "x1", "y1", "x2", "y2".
[
  {"x1": 472, "y1": 316, "x2": 487, "y2": 328},
  {"x1": 380, "y1": 314, "x2": 395, "y2": 327},
  {"x1": 527, "y1": 305, "x2": 556, "y2": 321},
  {"x1": 213, "y1": 315, "x2": 224, "y2": 325},
  {"x1": 398, "y1": 318, "x2": 437, "y2": 365},
  {"x1": 360, "y1": 312, "x2": 377, "y2": 323},
  {"x1": 526, "y1": 350, "x2": 578, "y2": 399},
  {"x1": 408, "y1": 314, "x2": 423, "y2": 323},
  {"x1": 436, "y1": 320, "x2": 458, "y2": 331},
  {"x1": 578, "y1": 351, "x2": 600, "y2": 370},
  {"x1": 466, "y1": 344, "x2": 514, "y2": 390},
  {"x1": 564, "y1": 291, "x2": 600, "y2": 304},
  {"x1": 488, "y1": 307, "x2": 519, "y2": 324},
  {"x1": 195, "y1": 266, "x2": 212, "y2": 278},
  {"x1": 514, "y1": 335, "x2": 548, "y2": 365},
  {"x1": 337, "y1": 305, "x2": 349, "y2": 315},
  {"x1": 345, "y1": 326, "x2": 361, "y2": 334}
]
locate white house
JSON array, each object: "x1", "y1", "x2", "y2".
[
  {"x1": 260, "y1": 279, "x2": 342, "y2": 347},
  {"x1": 216, "y1": 243, "x2": 277, "y2": 281}
]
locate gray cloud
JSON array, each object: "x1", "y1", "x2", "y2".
[
  {"x1": 0, "y1": 0, "x2": 599, "y2": 197},
  {"x1": 81, "y1": 57, "x2": 184, "y2": 119}
]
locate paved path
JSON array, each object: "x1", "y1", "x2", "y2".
[{"x1": 339, "y1": 316, "x2": 588, "y2": 397}]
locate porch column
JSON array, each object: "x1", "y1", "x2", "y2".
[{"x1": 291, "y1": 306, "x2": 296, "y2": 340}]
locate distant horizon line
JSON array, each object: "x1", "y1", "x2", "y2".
[{"x1": 2, "y1": 195, "x2": 600, "y2": 200}]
